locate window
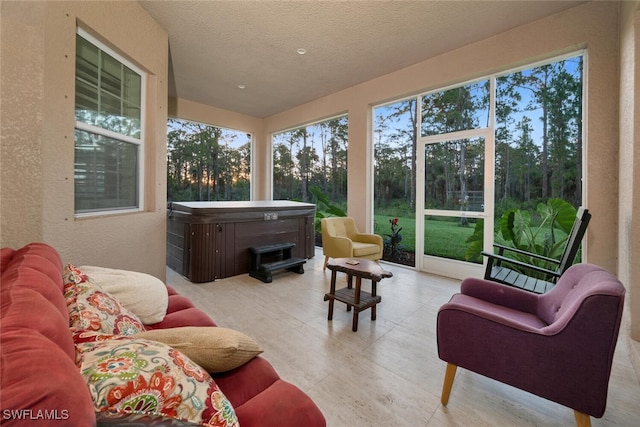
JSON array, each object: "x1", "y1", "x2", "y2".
[
  {"x1": 495, "y1": 56, "x2": 583, "y2": 206},
  {"x1": 374, "y1": 52, "x2": 584, "y2": 274},
  {"x1": 74, "y1": 29, "x2": 144, "y2": 214},
  {"x1": 421, "y1": 80, "x2": 490, "y2": 136},
  {"x1": 167, "y1": 118, "x2": 251, "y2": 202},
  {"x1": 424, "y1": 136, "x2": 485, "y2": 212},
  {"x1": 373, "y1": 98, "x2": 417, "y2": 266},
  {"x1": 272, "y1": 115, "x2": 348, "y2": 205}
]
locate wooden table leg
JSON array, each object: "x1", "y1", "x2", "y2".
[
  {"x1": 371, "y1": 280, "x2": 378, "y2": 321},
  {"x1": 346, "y1": 274, "x2": 353, "y2": 311},
  {"x1": 328, "y1": 270, "x2": 337, "y2": 320},
  {"x1": 352, "y1": 276, "x2": 362, "y2": 331}
]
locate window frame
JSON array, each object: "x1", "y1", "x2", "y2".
[
  {"x1": 270, "y1": 113, "x2": 348, "y2": 202},
  {"x1": 166, "y1": 117, "x2": 254, "y2": 202},
  {"x1": 371, "y1": 50, "x2": 585, "y2": 277},
  {"x1": 74, "y1": 27, "x2": 146, "y2": 217}
]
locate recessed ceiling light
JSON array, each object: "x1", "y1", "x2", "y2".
[
  {"x1": 296, "y1": 48, "x2": 306, "y2": 55},
  {"x1": 237, "y1": 84, "x2": 246, "y2": 89}
]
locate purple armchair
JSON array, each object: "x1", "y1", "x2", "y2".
[{"x1": 437, "y1": 264, "x2": 625, "y2": 427}]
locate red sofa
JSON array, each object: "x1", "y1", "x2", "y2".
[{"x1": 0, "y1": 242, "x2": 325, "y2": 426}]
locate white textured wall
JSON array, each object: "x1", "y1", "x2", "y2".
[
  {"x1": 1, "y1": 0, "x2": 169, "y2": 279},
  {"x1": 619, "y1": 2, "x2": 640, "y2": 373},
  {"x1": 0, "y1": 1, "x2": 46, "y2": 244}
]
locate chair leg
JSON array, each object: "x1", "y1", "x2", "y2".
[
  {"x1": 574, "y1": 411, "x2": 591, "y2": 427},
  {"x1": 323, "y1": 256, "x2": 329, "y2": 271},
  {"x1": 441, "y1": 362, "x2": 457, "y2": 405}
]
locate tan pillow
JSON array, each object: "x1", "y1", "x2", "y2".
[{"x1": 133, "y1": 326, "x2": 263, "y2": 373}]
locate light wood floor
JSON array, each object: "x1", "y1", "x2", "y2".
[{"x1": 166, "y1": 250, "x2": 640, "y2": 426}]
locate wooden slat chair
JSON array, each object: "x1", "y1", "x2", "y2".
[{"x1": 482, "y1": 207, "x2": 591, "y2": 293}]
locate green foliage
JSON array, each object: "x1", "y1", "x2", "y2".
[
  {"x1": 273, "y1": 117, "x2": 348, "y2": 203},
  {"x1": 374, "y1": 200, "x2": 416, "y2": 222},
  {"x1": 500, "y1": 198, "x2": 575, "y2": 254},
  {"x1": 383, "y1": 218, "x2": 406, "y2": 260},
  {"x1": 309, "y1": 185, "x2": 347, "y2": 233},
  {"x1": 464, "y1": 219, "x2": 484, "y2": 263},
  {"x1": 466, "y1": 198, "x2": 577, "y2": 274}
]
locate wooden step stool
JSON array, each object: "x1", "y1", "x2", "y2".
[{"x1": 249, "y1": 242, "x2": 306, "y2": 283}]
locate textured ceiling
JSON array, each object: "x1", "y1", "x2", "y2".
[{"x1": 138, "y1": 0, "x2": 584, "y2": 118}]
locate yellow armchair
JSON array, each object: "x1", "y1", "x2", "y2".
[{"x1": 321, "y1": 217, "x2": 383, "y2": 270}]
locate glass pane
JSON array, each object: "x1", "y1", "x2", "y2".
[
  {"x1": 75, "y1": 129, "x2": 138, "y2": 212},
  {"x1": 123, "y1": 68, "x2": 142, "y2": 125},
  {"x1": 421, "y1": 80, "x2": 489, "y2": 136},
  {"x1": 167, "y1": 118, "x2": 252, "y2": 202},
  {"x1": 373, "y1": 99, "x2": 417, "y2": 267},
  {"x1": 75, "y1": 34, "x2": 141, "y2": 138},
  {"x1": 100, "y1": 53, "x2": 122, "y2": 98},
  {"x1": 493, "y1": 55, "x2": 584, "y2": 264},
  {"x1": 494, "y1": 56, "x2": 583, "y2": 207},
  {"x1": 424, "y1": 216, "x2": 483, "y2": 263},
  {"x1": 100, "y1": 89, "x2": 121, "y2": 115},
  {"x1": 75, "y1": 80, "x2": 99, "y2": 117},
  {"x1": 272, "y1": 116, "x2": 348, "y2": 205},
  {"x1": 76, "y1": 36, "x2": 99, "y2": 86},
  {"x1": 424, "y1": 137, "x2": 485, "y2": 212}
]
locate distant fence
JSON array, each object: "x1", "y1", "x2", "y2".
[{"x1": 446, "y1": 190, "x2": 484, "y2": 212}]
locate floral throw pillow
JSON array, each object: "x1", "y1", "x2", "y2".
[
  {"x1": 74, "y1": 331, "x2": 239, "y2": 427},
  {"x1": 63, "y1": 264, "x2": 145, "y2": 335}
]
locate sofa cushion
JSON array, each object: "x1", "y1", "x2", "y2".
[
  {"x1": 79, "y1": 265, "x2": 169, "y2": 324},
  {"x1": 1, "y1": 286, "x2": 77, "y2": 360},
  {"x1": 1, "y1": 243, "x2": 69, "y2": 321},
  {"x1": 133, "y1": 327, "x2": 263, "y2": 373},
  {"x1": 0, "y1": 247, "x2": 15, "y2": 274},
  {"x1": 1, "y1": 243, "x2": 76, "y2": 360},
  {"x1": 63, "y1": 264, "x2": 145, "y2": 335},
  {"x1": 0, "y1": 329, "x2": 96, "y2": 426},
  {"x1": 351, "y1": 241, "x2": 381, "y2": 257},
  {"x1": 74, "y1": 331, "x2": 239, "y2": 427}
]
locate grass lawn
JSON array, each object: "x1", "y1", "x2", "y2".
[
  {"x1": 374, "y1": 214, "x2": 479, "y2": 262},
  {"x1": 374, "y1": 212, "x2": 571, "y2": 265},
  {"x1": 374, "y1": 214, "x2": 416, "y2": 250},
  {"x1": 424, "y1": 217, "x2": 479, "y2": 262}
]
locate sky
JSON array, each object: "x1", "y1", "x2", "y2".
[{"x1": 373, "y1": 54, "x2": 582, "y2": 151}]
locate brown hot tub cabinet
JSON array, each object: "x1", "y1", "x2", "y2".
[{"x1": 167, "y1": 201, "x2": 316, "y2": 282}]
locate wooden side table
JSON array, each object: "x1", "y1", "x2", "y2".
[{"x1": 324, "y1": 258, "x2": 393, "y2": 331}]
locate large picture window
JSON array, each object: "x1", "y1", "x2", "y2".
[
  {"x1": 272, "y1": 115, "x2": 348, "y2": 205},
  {"x1": 167, "y1": 118, "x2": 251, "y2": 202},
  {"x1": 74, "y1": 29, "x2": 144, "y2": 214},
  {"x1": 374, "y1": 52, "x2": 584, "y2": 276}
]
